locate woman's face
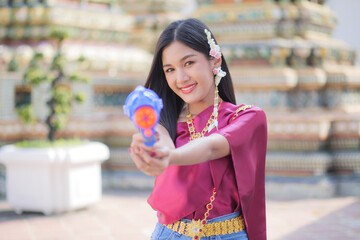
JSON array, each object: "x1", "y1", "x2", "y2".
[{"x1": 162, "y1": 41, "x2": 220, "y2": 114}]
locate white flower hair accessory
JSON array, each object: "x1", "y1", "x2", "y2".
[
  {"x1": 213, "y1": 67, "x2": 227, "y2": 86},
  {"x1": 204, "y1": 29, "x2": 222, "y2": 59},
  {"x1": 202, "y1": 29, "x2": 226, "y2": 132}
]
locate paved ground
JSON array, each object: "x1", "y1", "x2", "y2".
[{"x1": 0, "y1": 190, "x2": 359, "y2": 240}]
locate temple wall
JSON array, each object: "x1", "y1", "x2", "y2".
[
  {"x1": 0, "y1": 74, "x2": 18, "y2": 120},
  {"x1": 327, "y1": 0, "x2": 360, "y2": 65}
]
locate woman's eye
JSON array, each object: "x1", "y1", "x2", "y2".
[
  {"x1": 165, "y1": 68, "x2": 174, "y2": 73},
  {"x1": 185, "y1": 61, "x2": 193, "y2": 66}
]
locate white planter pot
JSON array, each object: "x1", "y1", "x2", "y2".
[{"x1": 0, "y1": 141, "x2": 109, "y2": 215}]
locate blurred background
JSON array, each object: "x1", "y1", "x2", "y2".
[
  {"x1": 2, "y1": 0, "x2": 359, "y2": 199},
  {"x1": 0, "y1": 0, "x2": 360, "y2": 239}
]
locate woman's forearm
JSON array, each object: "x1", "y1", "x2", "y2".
[{"x1": 169, "y1": 133, "x2": 230, "y2": 166}]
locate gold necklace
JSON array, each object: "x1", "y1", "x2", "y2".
[{"x1": 186, "y1": 100, "x2": 222, "y2": 142}]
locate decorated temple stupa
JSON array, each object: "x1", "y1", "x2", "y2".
[
  {"x1": 194, "y1": 0, "x2": 360, "y2": 198},
  {"x1": 1, "y1": 0, "x2": 359, "y2": 198}
]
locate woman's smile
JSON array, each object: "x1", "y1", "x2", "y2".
[{"x1": 180, "y1": 83, "x2": 197, "y2": 94}]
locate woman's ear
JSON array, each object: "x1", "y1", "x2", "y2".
[{"x1": 211, "y1": 56, "x2": 222, "y2": 69}]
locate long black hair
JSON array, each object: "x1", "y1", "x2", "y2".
[{"x1": 145, "y1": 18, "x2": 236, "y2": 141}]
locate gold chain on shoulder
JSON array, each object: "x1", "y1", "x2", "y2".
[{"x1": 232, "y1": 105, "x2": 253, "y2": 120}]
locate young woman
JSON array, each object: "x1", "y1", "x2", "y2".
[{"x1": 129, "y1": 18, "x2": 267, "y2": 240}]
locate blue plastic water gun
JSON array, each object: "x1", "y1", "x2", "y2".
[{"x1": 123, "y1": 85, "x2": 163, "y2": 147}]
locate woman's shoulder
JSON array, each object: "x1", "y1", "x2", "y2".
[
  {"x1": 221, "y1": 102, "x2": 266, "y2": 121},
  {"x1": 216, "y1": 102, "x2": 267, "y2": 140}
]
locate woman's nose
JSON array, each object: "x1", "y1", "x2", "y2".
[{"x1": 177, "y1": 68, "x2": 189, "y2": 83}]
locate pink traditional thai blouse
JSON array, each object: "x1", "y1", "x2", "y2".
[{"x1": 148, "y1": 102, "x2": 267, "y2": 240}]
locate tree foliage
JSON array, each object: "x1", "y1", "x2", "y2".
[{"x1": 17, "y1": 30, "x2": 89, "y2": 142}]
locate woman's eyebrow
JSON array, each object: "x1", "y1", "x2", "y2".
[
  {"x1": 163, "y1": 54, "x2": 197, "y2": 68},
  {"x1": 180, "y1": 54, "x2": 196, "y2": 62}
]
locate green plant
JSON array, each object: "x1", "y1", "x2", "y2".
[
  {"x1": 7, "y1": 56, "x2": 18, "y2": 72},
  {"x1": 18, "y1": 29, "x2": 89, "y2": 142},
  {"x1": 16, "y1": 105, "x2": 36, "y2": 125}
]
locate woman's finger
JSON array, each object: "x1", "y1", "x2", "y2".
[
  {"x1": 131, "y1": 133, "x2": 156, "y2": 152},
  {"x1": 129, "y1": 147, "x2": 150, "y2": 172},
  {"x1": 130, "y1": 149, "x2": 158, "y2": 176},
  {"x1": 151, "y1": 146, "x2": 170, "y2": 159},
  {"x1": 129, "y1": 145, "x2": 170, "y2": 176},
  {"x1": 131, "y1": 133, "x2": 145, "y2": 148},
  {"x1": 140, "y1": 148, "x2": 169, "y2": 170}
]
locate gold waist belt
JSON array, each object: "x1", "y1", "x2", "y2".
[{"x1": 165, "y1": 215, "x2": 245, "y2": 238}]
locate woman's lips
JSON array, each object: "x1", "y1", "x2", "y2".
[{"x1": 180, "y1": 83, "x2": 197, "y2": 94}]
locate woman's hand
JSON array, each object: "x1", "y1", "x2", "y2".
[
  {"x1": 129, "y1": 144, "x2": 170, "y2": 176},
  {"x1": 129, "y1": 125, "x2": 174, "y2": 176}
]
